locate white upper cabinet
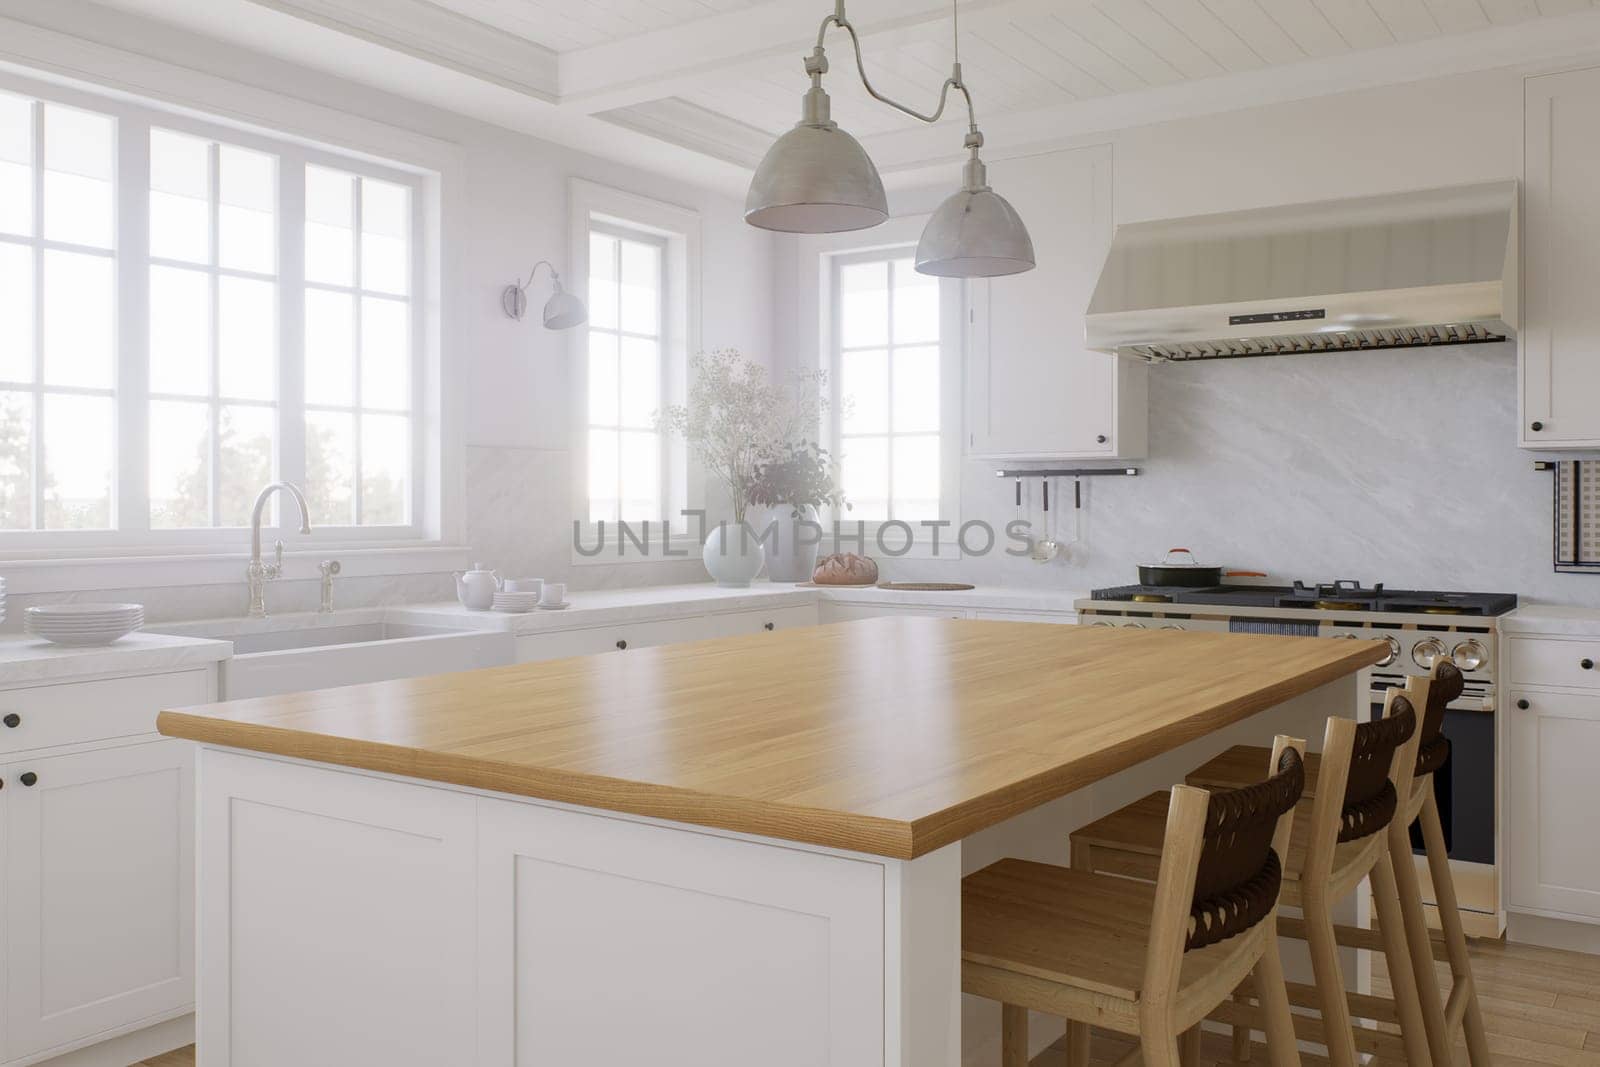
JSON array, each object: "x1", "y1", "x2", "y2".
[
  {"x1": 1523, "y1": 66, "x2": 1600, "y2": 449},
  {"x1": 966, "y1": 144, "x2": 1148, "y2": 461}
]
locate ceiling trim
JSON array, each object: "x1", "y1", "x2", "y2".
[
  {"x1": 241, "y1": 0, "x2": 559, "y2": 102},
  {"x1": 859, "y1": 7, "x2": 1600, "y2": 175},
  {"x1": 556, "y1": 0, "x2": 1020, "y2": 114},
  {"x1": 598, "y1": 98, "x2": 770, "y2": 169}
]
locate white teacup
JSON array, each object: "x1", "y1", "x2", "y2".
[
  {"x1": 504, "y1": 578, "x2": 544, "y2": 596},
  {"x1": 540, "y1": 582, "x2": 567, "y2": 606}
]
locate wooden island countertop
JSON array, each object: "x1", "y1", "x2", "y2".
[{"x1": 157, "y1": 617, "x2": 1385, "y2": 859}]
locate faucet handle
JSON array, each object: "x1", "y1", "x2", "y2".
[{"x1": 265, "y1": 539, "x2": 284, "y2": 579}]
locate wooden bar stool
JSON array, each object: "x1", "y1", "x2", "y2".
[
  {"x1": 963, "y1": 737, "x2": 1308, "y2": 1067},
  {"x1": 1069, "y1": 691, "x2": 1433, "y2": 1067},
  {"x1": 1188, "y1": 660, "x2": 1490, "y2": 1066}
]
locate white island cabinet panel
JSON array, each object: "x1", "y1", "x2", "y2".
[
  {"x1": 4, "y1": 740, "x2": 193, "y2": 1062},
  {"x1": 195, "y1": 751, "x2": 477, "y2": 1067},
  {"x1": 1524, "y1": 65, "x2": 1600, "y2": 448},
  {"x1": 475, "y1": 798, "x2": 886, "y2": 1066},
  {"x1": 966, "y1": 143, "x2": 1147, "y2": 461}
]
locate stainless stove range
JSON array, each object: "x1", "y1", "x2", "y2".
[
  {"x1": 1075, "y1": 579, "x2": 1517, "y2": 932},
  {"x1": 1077, "y1": 580, "x2": 1512, "y2": 712}
]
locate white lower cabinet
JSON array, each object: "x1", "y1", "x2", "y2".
[
  {"x1": 818, "y1": 603, "x2": 970, "y2": 624},
  {"x1": 1506, "y1": 685, "x2": 1600, "y2": 921},
  {"x1": 515, "y1": 605, "x2": 818, "y2": 663},
  {"x1": 0, "y1": 668, "x2": 214, "y2": 1067},
  {"x1": 3, "y1": 740, "x2": 194, "y2": 1063}
]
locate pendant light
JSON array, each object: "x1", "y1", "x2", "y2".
[
  {"x1": 744, "y1": 51, "x2": 887, "y2": 233},
  {"x1": 744, "y1": 0, "x2": 1034, "y2": 278}
]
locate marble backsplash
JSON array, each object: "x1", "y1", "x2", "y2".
[
  {"x1": 885, "y1": 341, "x2": 1597, "y2": 606},
  {"x1": 2, "y1": 345, "x2": 1591, "y2": 631}
]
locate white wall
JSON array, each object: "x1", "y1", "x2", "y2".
[
  {"x1": 0, "y1": 1, "x2": 774, "y2": 626},
  {"x1": 781, "y1": 64, "x2": 1598, "y2": 606}
]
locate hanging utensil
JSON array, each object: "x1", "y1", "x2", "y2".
[{"x1": 1032, "y1": 477, "x2": 1061, "y2": 562}]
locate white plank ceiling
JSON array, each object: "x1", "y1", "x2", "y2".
[{"x1": 426, "y1": 0, "x2": 1600, "y2": 153}]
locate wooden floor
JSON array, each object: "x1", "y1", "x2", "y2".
[{"x1": 134, "y1": 935, "x2": 1600, "y2": 1067}]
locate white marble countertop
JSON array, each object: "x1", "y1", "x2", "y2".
[
  {"x1": 391, "y1": 584, "x2": 819, "y2": 635},
  {"x1": 389, "y1": 582, "x2": 1089, "y2": 635},
  {"x1": 0, "y1": 631, "x2": 232, "y2": 687},
  {"x1": 1500, "y1": 603, "x2": 1600, "y2": 637}
]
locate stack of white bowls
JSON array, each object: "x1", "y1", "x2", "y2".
[
  {"x1": 491, "y1": 589, "x2": 542, "y2": 614},
  {"x1": 24, "y1": 603, "x2": 145, "y2": 646}
]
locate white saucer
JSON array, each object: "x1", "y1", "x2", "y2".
[{"x1": 536, "y1": 601, "x2": 571, "y2": 611}]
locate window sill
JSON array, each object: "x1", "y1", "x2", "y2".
[{"x1": 0, "y1": 543, "x2": 472, "y2": 595}]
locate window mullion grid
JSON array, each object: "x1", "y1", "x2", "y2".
[
  {"x1": 885, "y1": 261, "x2": 897, "y2": 522},
  {"x1": 612, "y1": 246, "x2": 623, "y2": 525},
  {"x1": 28, "y1": 99, "x2": 43, "y2": 530},
  {"x1": 277, "y1": 152, "x2": 307, "y2": 533},
  {"x1": 351, "y1": 177, "x2": 364, "y2": 527},
  {"x1": 207, "y1": 140, "x2": 222, "y2": 527},
  {"x1": 118, "y1": 112, "x2": 150, "y2": 532}
]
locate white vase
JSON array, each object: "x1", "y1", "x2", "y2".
[
  {"x1": 702, "y1": 521, "x2": 766, "y2": 587},
  {"x1": 759, "y1": 504, "x2": 822, "y2": 583}
]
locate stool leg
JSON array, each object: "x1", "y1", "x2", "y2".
[
  {"x1": 1065, "y1": 1021, "x2": 1091, "y2": 1067},
  {"x1": 1139, "y1": 1029, "x2": 1183, "y2": 1067},
  {"x1": 1388, "y1": 815, "x2": 1452, "y2": 1065},
  {"x1": 1371, "y1": 849, "x2": 1435, "y2": 1067},
  {"x1": 1420, "y1": 790, "x2": 1492, "y2": 1067},
  {"x1": 1232, "y1": 976, "x2": 1255, "y2": 1062},
  {"x1": 1001, "y1": 1004, "x2": 1028, "y2": 1067},
  {"x1": 1180, "y1": 1024, "x2": 1202, "y2": 1066},
  {"x1": 1302, "y1": 887, "x2": 1359, "y2": 1067},
  {"x1": 1256, "y1": 924, "x2": 1303, "y2": 1067}
]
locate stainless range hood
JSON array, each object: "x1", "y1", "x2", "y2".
[{"x1": 1085, "y1": 181, "x2": 1518, "y2": 363}]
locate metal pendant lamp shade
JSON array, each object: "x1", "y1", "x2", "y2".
[
  {"x1": 916, "y1": 158, "x2": 1035, "y2": 278},
  {"x1": 542, "y1": 280, "x2": 588, "y2": 330},
  {"x1": 745, "y1": 85, "x2": 888, "y2": 234}
]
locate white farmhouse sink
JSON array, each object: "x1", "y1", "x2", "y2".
[{"x1": 153, "y1": 610, "x2": 516, "y2": 699}]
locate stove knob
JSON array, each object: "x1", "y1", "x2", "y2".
[
  {"x1": 1378, "y1": 636, "x2": 1401, "y2": 667},
  {"x1": 1451, "y1": 639, "x2": 1487, "y2": 671},
  {"x1": 1412, "y1": 637, "x2": 1446, "y2": 669}
]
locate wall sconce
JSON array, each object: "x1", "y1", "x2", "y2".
[{"x1": 501, "y1": 261, "x2": 588, "y2": 330}]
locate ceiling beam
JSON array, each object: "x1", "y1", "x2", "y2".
[
  {"x1": 556, "y1": 0, "x2": 1024, "y2": 115},
  {"x1": 243, "y1": 0, "x2": 560, "y2": 102}
]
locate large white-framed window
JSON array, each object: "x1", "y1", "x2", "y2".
[
  {"x1": 0, "y1": 93, "x2": 118, "y2": 532},
  {"x1": 585, "y1": 222, "x2": 667, "y2": 525},
  {"x1": 568, "y1": 180, "x2": 700, "y2": 562},
  {"x1": 796, "y1": 216, "x2": 962, "y2": 557},
  {"x1": 832, "y1": 251, "x2": 943, "y2": 523},
  {"x1": 0, "y1": 69, "x2": 431, "y2": 558}
]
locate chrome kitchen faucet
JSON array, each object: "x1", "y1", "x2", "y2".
[{"x1": 247, "y1": 482, "x2": 312, "y2": 618}]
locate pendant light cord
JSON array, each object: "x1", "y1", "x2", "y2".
[{"x1": 811, "y1": 0, "x2": 980, "y2": 134}]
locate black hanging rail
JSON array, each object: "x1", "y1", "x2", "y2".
[{"x1": 993, "y1": 467, "x2": 1140, "y2": 478}]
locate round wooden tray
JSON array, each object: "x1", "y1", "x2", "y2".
[{"x1": 875, "y1": 582, "x2": 976, "y2": 592}]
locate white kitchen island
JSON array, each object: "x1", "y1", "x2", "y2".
[{"x1": 158, "y1": 618, "x2": 1381, "y2": 1067}]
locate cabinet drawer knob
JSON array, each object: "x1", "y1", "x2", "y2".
[
  {"x1": 763, "y1": 622, "x2": 775, "y2": 631},
  {"x1": 615, "y1": 639, "x2": 627, "y2": 650},
  {"x1": 1531, "y1": 421, "x2": 1545, "y2": 432},
  {"x1": 1585, "y1": 659, "x2": 1596, "y2": 671},
  {"x1": 1516, "y1": 698, "x2": 1531, "y2": 710},
  {"x1": 2, "y1": 713, "x2": 18, "y2": 728},
  {"x1": 1096, "y1": 434, "x2": 1108, "y2": 444},
  {"x1": 19, "y1": 771, "x2": 37, "y2": 787}
]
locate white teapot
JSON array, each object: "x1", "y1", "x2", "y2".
[{"x1": 453, "y1": 562, "x2": 502, "y2": 610}]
